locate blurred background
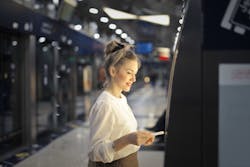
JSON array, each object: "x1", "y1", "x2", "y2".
[{"x1": 1, "y1": 0, "x2": 250, "y2": 167}]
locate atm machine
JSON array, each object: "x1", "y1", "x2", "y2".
[{"x1": 164, "y1": 0, "x2": 250, "y2": 167}]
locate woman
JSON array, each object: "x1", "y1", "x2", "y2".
[{"x1": 88, "y1": 40, "x2": 155, "y2": 167}]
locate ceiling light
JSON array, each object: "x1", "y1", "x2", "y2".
[
  {"x1": 89, "y1": 8, "x2": 98, "y2": 14},
  {"x1": 100, "y1": 17, "x2": 109, "y2": 23},
  {"x1": 103, "y1": 7, "x2": 170, "y2": 26},
  {"x1": 138, "y1": 15, "x2": 170, "y2": 26},
  {"x1": 115, "y1": 29, "x2": 122, "y2": 35},
  {"x1": 125, "y1": 37, "x2": 135, "y2": 44},
  {"x1": 109, "y1": 23, "x2": 117, "y2": 30},
  {"x1": 121, "y1": 33, "x2": 128, "y2": 39},
  {"x1": 74, "y1": 24, "x2": 82, "y2": 31},
  {"x1": 103, "y1": 7, "x2": 137, "y2": 20},
  {"x1": 94, "y1": 33, "x2": 100, "y2": 39},
  {"x1": 39, "y1": 37, "x2": 46, "y2": 43}
]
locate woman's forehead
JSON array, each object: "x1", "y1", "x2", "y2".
[{"x1": 121, "y1": 60, "x2": 139, "y2": 71}]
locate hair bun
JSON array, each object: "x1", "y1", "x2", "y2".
[{"x1": 104, "y1": 40, "x2": 124, "y2": 57}]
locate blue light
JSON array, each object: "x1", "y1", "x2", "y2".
[{"x1": 135, "y1": 42, "x2": 153, "y2": 54}]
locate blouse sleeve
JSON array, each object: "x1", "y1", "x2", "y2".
[{"x1": 88, "y1": 101, "x2": 116, "y2": 163}]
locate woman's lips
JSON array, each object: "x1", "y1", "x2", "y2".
[{"x1": 126, "y1": 82, "x2": 132, "y2": 87}]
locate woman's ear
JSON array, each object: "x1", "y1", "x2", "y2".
[{"x1": 109, "y1": 66, "x2": 116, "y2": 77}]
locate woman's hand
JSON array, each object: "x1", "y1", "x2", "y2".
[
  {"x1": 112, "y1": 130, "x2": 156, "y2": 152},
  {"x1": 127, "y1": 131, "x2": 155, "y2": 146}
]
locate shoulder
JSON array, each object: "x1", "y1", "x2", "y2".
[
  {"x1": 90, "y1": 92, "x2": 114, "y2": 114},
  {"x1": 95, "y1": 91, "x2": 114, "y2": 105}
]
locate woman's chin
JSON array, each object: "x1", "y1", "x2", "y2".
[{"x1": 123, "y1": 87, "x2": 131, "y2": 92}]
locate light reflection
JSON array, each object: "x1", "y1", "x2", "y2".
[
  {"x1": 39, "y1": 37, "x2": 46, "y2": 43},
  {"x1": 42, "y1": 46, "x2": 48, "y2": 52},
  {"x1": 12, "y1": 22, "x2": 19, "y2": 29},
  {"x1": 12, "y1": 41, "x2": 18, "y2": 46}
]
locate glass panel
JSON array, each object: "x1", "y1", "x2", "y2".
[
  {"x1": 57, "y1": 45, "x2": 76, "y2": 126},
  {"x1": 36, "y1": 41, "x2": 55, "y2": 135},
  {"x1": 0, "y1": 29, "x2": 23, "y2": 155}
]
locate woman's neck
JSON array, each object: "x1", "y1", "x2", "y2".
[{"x1": 105, "y1": 85, "x2": 122, "y2": 98}]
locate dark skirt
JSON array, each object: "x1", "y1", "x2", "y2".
[{"x1": 88, "y1": 152, "x2": 138, "y2": 167}]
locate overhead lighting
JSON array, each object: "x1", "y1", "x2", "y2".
[
  {"x1": 89, "y1": 8, "x2": 98, "y2": 14},
  {"x1": 103, "y1": 7, "x2": 137, "y2": 20},
  {"x1": 100, "y1": 17, "x2": 109, "y2": 23},
  {"x1": 74, "y1": 24, "x2": 82, "y2": 31},
  {"x1": 94, "y1": 33, "x2": 100, "y2": 39},
  {"x1": 115, "y1": 29, "x2": 122, "y2": 35},
  {"x1": 121, "y1": 33, "x2": 128, "y2": 39},
  {"x1": 39, "y1": 37, "x2": 46, "y2": 43},
  {"x1": 103, "y1": 7, "x2": 170, "y2": 26},
  {"x1": 109, "y1": 23, "x2": 117, "y2": 30},
  {"x1": 138, "y1": 15, "x2": 170, "y2": 26}
]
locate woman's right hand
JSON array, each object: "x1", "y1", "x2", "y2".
[{"x1": 127, "y1": 131, "x2": 155, "y2": 146}]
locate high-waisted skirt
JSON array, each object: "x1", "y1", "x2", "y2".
[{"x1": 88, "y1": 152, "x2": 138, "y2": 167}]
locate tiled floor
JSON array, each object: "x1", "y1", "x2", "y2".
[{"x1": 14, "y1": 83, "x2": 166, "y2": 167}]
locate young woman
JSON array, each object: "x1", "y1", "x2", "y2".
[{"x1": 88, "y1": 40, "x2": 155, "y2": 167}]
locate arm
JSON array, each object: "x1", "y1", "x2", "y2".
[{"x1": 88, "y1": 102, "x2": 116, "y2": 163}]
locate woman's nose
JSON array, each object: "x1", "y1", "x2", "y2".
[{"x1": 131, "y1": 75, "x2": 136, "y2": 82}]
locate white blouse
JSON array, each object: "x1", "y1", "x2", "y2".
[{"x1": 88, "y1": 91, "x2": 140, "y2": 163}]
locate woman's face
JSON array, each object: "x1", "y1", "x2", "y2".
[{"x1": 112, "y1": 59, "x2": 139, "y2": 92}]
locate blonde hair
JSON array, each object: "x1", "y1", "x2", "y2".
[{"x1": 103, "y1": 40, "x2": 141, "y2": 87}]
